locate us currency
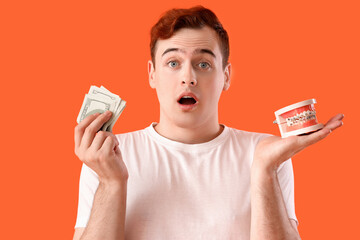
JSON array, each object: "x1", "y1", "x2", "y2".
[{"x1": 77, "y1": 85, "x2": 126, "y2": 132}]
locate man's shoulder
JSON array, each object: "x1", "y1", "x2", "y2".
[
  {"x1": 226, "y1": 125, "x2": 273, "y2": 137},
  {"x1": 114, "y1": 126, "x2": 149, "y2": 139},
  {"x1": 114, "y1": 123, "x2": 154, "y2": 144},
  {"x1": 225, "y1": 125, "x2": 274, "y2": 143}
]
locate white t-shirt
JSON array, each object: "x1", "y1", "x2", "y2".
[{"x1": 75, "y1": 123, "x2": 298, "y2": 239}]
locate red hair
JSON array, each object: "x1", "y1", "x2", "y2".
[{"x1": 150, "y1": 6, "x2": 229, "y2": 69}]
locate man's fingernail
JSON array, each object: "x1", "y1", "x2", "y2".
[{"x1": 105, "y1": 111, "x2": 112, "y2": 116}]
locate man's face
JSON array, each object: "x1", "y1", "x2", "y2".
[{"x1": 148, "y1": 26, "x2": 231, "y2": 129}]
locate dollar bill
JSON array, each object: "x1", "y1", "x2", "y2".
[{"x1": 77, "y1": 85, "x2": 126, "y2": 132}]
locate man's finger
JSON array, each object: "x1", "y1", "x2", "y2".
[
  {"x1": 101, "y1": 135, "x2": 118, "y2": 155},
  {"x1": 296, "y1": 128, "x2": 330, "y2": 151},
  {"x1": 324, "y1": 119, "x2": 344, "y2": 131},
  {"x1": 91, "y1": 131, "x2": 115, "y2": 151},
  {"x1": 296, "y1": 120, "x2": 343, "y2": 150},
  {"x1": 297, "y1": 113, "x2": 344, "y2": 148},
  {"x1": 81, "y1": 111, "x2": 113, "y2": 148},
  {"x1": 325, "y1": 113, "x2": 344, "y2": 125},
  {"x1": 74, "y1": 112, "x2": 101, "y2": 148}
]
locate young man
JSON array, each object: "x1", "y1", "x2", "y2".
[{"x1": 73, "y1": 6, "x2": 344, "y2": 240}]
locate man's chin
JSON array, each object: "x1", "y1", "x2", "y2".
[{"x1": 171, "y1": 114, "x2": 205, "y2": 129}]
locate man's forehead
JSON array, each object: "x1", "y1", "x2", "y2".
[
  {"x1": 156, "y1": 27, "x2": 221, "y2": 57},
  {"x1": 161, "y1": 48, "x2": 217, "y2": 59}
]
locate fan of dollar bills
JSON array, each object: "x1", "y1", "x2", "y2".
[{"x1": 77, "y1": 85, "x2": 126, "y2": 132}]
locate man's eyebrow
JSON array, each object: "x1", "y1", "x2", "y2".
[
  {"x1": 161, "y1": 48, "x2": 216, "y2": 58},
  {"x1": 162, "y1": 48, "x2": 183, "y2": 57},
  {"x1": 193, "y1": 48, "x2": 216, "y2": 58}
]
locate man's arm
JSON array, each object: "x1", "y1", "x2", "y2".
[
  {"x1": 250, "y1": 167, "x2": 300, "y2": 240},
  {"x1": 73, "y1": 228, "x2": 85, "y2": 240},
  {"x1": 73, "y1": 111, "x2": 129, "y2": 240},
  {"x1": 250, "y1": 113, "x2": 344, "y2": 239},
  {"x1": 74, "y1": 181, "x2": 127, "y2": 240}
]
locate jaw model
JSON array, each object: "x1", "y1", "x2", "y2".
[{"x1": 274, "y1": 99, "x2": 324, "y2": 138}]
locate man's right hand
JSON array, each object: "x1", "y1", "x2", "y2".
[{"x1": 74, "y1": 111, "x2": 129, "y2": 184}]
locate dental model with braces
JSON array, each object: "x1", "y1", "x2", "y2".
[
  {"x1": 286, "y1": 110, "x2": 317, "y2": 126},
  {"x1": 274, "y1": 99, "x2": 324, "y2": 138}
]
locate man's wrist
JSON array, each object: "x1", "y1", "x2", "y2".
[
  {"x1": 251, "y1": 162, "x2": 278, "y2": 185},
  {"x1": 99, "y1": 179, "x2": 128, "y2": 193}
]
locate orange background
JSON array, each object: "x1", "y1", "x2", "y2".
[{"x1": 1, "y1": 0, "x2": 359, "y2": 239}]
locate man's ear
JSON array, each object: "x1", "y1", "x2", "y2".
[
  {"x1": 148, "y1": 60, "x2": 156, "y2": 89},
  {"x1": 223, "y1": 63, "x2": 232, "y2": 91}
]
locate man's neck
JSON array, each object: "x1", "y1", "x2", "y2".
[{"x1": 153, "y1": 117, "x2": 224, "y2": 144}]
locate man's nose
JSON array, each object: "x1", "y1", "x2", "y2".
[{"x1": 181, "y1": 65, "x2": 197, "y2": 86}]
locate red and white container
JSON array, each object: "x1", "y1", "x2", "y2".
[{"x1": 274, "y1": 99, "x2": 324, "y2": 138}]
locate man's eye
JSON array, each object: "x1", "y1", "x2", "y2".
[
  {"x1": 198, "y1": 62, "x2": 210, "y2": 69},
  {"x1": 168, "y1": 61, "x2": 178, "y2": 68}
]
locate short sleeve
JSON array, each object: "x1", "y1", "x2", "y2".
[
  {"x1": 74, "y1": 163, "x2": 100, "y2": 228},
  {"x1": 277, "y1": 158, "x2": 298, "y2": 226}
]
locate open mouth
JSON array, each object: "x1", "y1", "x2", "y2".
[
  {"x1": 177, "y1": 93, "x2": 199, "y2": 110},
  {"x1": 178, "y1": 96, "x2": 197, "y2": 105}
]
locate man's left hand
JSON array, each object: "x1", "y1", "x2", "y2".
[{"x1": 252, "y1": 113, "x2": 344, "y2": 174}]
